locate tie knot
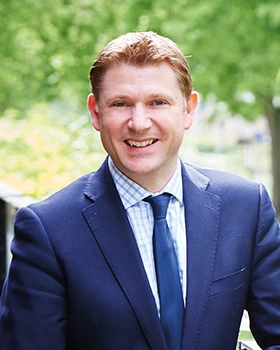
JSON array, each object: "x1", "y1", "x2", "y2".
[{"x1": 144, "y1": 193, "x2": 171, "y2": 220}]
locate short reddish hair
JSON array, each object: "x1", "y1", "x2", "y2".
[{"x1": 89, "y1": 31, "x2": 193, "y2": 102}]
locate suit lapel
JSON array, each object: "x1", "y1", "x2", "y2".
[
  {"x1": 82, "y1": 160, "x2": 221, "y2": 349},
  {"x1": 82, "y1": 160, "x2": 167, "y2": 350},
  {"x1": 181, "y1": 164, "x2": 221, "y2": 349}
]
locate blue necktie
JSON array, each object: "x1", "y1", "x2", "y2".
[{"x1": 144, "y1": 193, "x2": 184, "y2": 350}]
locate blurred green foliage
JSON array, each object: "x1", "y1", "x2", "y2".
[{"x1": 0, "y1": 104, "x2": 105, "y2": 198}]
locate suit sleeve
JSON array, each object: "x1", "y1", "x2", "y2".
[
  {"x1": 0, "y1": 207, "x2": 67, "y2": 350},
  {"x1": 246, "y1": 184, "x2": 280, "y2": 350}
]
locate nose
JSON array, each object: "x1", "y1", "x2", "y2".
[{"x1": 127, "y1": 104, "x2": 152, "y2": 132}]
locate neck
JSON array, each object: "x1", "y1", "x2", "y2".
[{"x1": 124, "y1": 163, "x2": 179, "y2": 193}]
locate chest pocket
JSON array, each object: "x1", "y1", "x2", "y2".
[{"x1": 209, "y1": 268, "x2": 246, "y2": 298}]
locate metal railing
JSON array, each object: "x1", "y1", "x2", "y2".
[{"x1": 238, "y1": 340, "x2": 261, "y2": 349}]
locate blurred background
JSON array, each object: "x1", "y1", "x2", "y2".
[{"x1": 1, "y1": 0, "x2": 280, "y2": 219}]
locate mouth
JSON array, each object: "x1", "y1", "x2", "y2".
[{"x1": 125, "y1": 139, "x2": 158, "y2": 147}]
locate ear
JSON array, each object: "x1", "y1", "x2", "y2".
[
  {"x1": 184, "y1": 91, "x2": 198, "y2": 130},
  {"x1": 87, "y1": 93, "x2": 101, "y2": 131}
]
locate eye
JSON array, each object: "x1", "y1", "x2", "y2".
[
  {"x1": 112, "y1": 102, "x2": 127, "y2": 107},
  {"x1": 151, "y1": 100, "x2": 167, "y2": 106}
]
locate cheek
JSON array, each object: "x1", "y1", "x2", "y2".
[
  {"x1": 100, "y1": 114, "x2": 124, "y2": 132},
  {"x1": 99, "y1": 119, "x2": 114, "y2": 135},
  {"x1": 174, "y1": 126, "x2": 185, "y2": 145},
  {"x1": 99, "y1": 122, "x2": 120, "y2": 149},
  {"x1": 166, "y1": 126, "x2": 184, "y2": 149}
]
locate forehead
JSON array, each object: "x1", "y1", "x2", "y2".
[{"x1": 99, "y1": 63, "x2": 182, "y2": 99}]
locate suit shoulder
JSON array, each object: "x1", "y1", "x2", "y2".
[
  {"x1": 184, "y1": 162, "x2": 260, "y2": 194},
  {"x1": 27, "y1": 172, "x2": 95, "y2": 213}
]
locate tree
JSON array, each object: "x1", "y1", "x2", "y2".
[{"x1": 0, "y1": 0, "x2": 130, "y2": 112}]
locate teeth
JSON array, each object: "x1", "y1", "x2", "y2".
[{"x1": 126, "y1": 140, "x2": 155, "y2": 147}]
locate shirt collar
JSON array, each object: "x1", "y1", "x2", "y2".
[{"x1": 108, "y1": 157, "x2": 183, "y2": 209}]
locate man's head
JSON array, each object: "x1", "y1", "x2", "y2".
[
  {"x1": 88, "y1": 32, "x2": 198, "y2": 192},
  {"x1": 89, "y1": 31, "x2": 193, "y2": 103}
]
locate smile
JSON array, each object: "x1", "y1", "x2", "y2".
[{"x1": 125, "y1": 139, "x2": 157, "y2": 147}]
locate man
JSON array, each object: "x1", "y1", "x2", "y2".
[{"x1": 0, "y1": 32, "x2": 280, "y2": 350}]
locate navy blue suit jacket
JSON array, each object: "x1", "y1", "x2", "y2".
[{"x1": 1, "y1": 159, "x2": 280, "y2": 349}]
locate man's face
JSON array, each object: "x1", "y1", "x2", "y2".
[{"x1": 88, "y1": 63, "x2": 198, "y2": 191}]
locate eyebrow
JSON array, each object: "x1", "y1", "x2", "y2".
[
  {"x1": 105, "y1": 95, "x2": 130, "y2": 104},
  {"x1": 147, "y1": 93, "x2": 174, "y2": 101}
]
